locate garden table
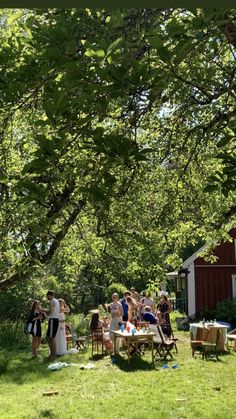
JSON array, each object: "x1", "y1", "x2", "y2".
[
  {"x1": 113, "y1": 330, "x2": 155, "y2": 365},
  {"x1": 190, "y1": 322, "x2": 227, "y2": 351}
]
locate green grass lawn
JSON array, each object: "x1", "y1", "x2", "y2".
[{"x1": 0, "y1": 331, "x2": 235, "y2": 419}]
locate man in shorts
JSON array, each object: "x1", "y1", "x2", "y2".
[{"x1": 45, "y1": 290, "x2": 60, "y2": 360}]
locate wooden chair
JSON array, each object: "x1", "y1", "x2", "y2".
[
  {"x1": 227, "y1": 328, "x2": 236, "y2": 350},
  {"x1": 150, "y1": 324, "x2": 175, "y2": 360},
  {"x1": 190, "y1": 327, "x2": 208, "y2": 358},
  {"x1": 91, "y1": 327, "x2": 104, "y2": 357},
  {"x1": 202, "y1": 329, "x2": 220, "y2": 360},
  {"x1": 65, "y1": 324, "x2": 73, "y2": 349}
]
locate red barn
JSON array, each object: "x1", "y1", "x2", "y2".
[{"x1": 173, "y1": 229, "x2": 236, "y2": 316}]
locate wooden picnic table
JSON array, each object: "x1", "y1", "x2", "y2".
[{"x1": 113, "y1": 330, "x2": 155, "y2": 366}]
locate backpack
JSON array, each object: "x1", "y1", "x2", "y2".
[
  {"x1": 24, "y1": 320, "x2": 34, "y2": 335},
  {"x1": 24, "y1": 321, "x2": 29, "y2": 334}
]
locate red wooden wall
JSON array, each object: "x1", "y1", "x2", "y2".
[
  {"x1": 194, "y1": 228, "x2": 236, "y2": 312},
  {"x1": 195, "y1": 228, "x2": 236, "y2": 266},
  {"x1": 195, "y1": 267, "x2": 234, "y2": 312}
]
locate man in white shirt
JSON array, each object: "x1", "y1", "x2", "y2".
[{"x1": 45, "y1": 290, "x2": 60, "y2": 360}]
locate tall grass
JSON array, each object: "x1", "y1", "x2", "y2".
[
  {"x1": 0, "y1": 312, "x2": 91, "y2": 351},
  {"x1": 0, "y1": 321, "x2": 30, "y2": 349}
]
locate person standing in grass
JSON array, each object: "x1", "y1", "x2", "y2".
[
  {"x1": 55, "y1": 298, "x2": 70, "y2": 356},
  {"x1": 126, "y1": 296, "x2": 139, "y2": 324},
  {"x1": 109, "y1": 293, "x2": 123, "y2": 353},
  {"x1": 130, "y1": 287, "x2": 139, "y2": 302},
  {"x1": 44, "y1": 290, "x2": 60, "y2": 360},
  {"x1": 157, "y1": 292, "x2": 172, "y2": 337},
  {"x1": 120, "y1": 290, "x2": 131, "y2": 322},
  {"x1": 140, "y1": 292, "x2": 155, "y2": 316},
  {"x1": 27, "y1": 300, "x2": 45, "y2": 358}
]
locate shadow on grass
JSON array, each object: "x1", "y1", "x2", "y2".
[
  {"x1": 88, "y1": 353, "x2": 109, "y2": 362},
  {"x1": 196, "y1": 350, "x2": 232, "y2": 363},
  {"x1": 36, "y1": 409, "x2": 56, "y2": 419},
  {"x1": 111, "y1": 352, "x2": 156, "y2": 372},
  {"x1": 0, "y1": 344, "x2": 87, "y2": 385}
]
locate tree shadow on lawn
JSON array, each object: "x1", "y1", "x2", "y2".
[
  {"x1": 0, "y1": 345, "x2": 85, "y2": 385},
  {"x1": 111, "y1": 353, "x2": 155, "y2": 372}
]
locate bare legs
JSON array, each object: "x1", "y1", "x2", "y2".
[
  {"x1": 47, "y1": 336, "x2": 56, "y2": 359},
  {"x1": 32, "y1": 336, "x2": 41, "y2": 357}
]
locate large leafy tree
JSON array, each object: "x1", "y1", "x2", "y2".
[{"x1": 0, "y1": 8, "x2": 236, "y2": 291}]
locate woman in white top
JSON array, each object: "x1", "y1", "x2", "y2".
[
  {"x1": 55, "y1": 299, "x2": 70, "y2": 356},
  {"x1": 109, "y1": 293, "x2": 123, "y2": 353},
  {"x1": 140, "y1": 292, "x2": 155, "y2": 318}
]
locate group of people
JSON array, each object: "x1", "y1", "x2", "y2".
[
  {"x1": 90, "y1": 287, "x2": 172, "y2": 353},
  {"x1": 26, "y1": 290, "x2": 70, "y2": 359},
  {"x1": 120, "y1": 288, "x2": 172, "y2": 330},
  {"x1": 27, "y1": 287, "x2": 172, "y2": 358}
]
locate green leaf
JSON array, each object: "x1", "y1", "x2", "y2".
[
  {"x1": 95, "y1": 49, "x2": 105, "y2": 58},
  {"x1": 203, "y1": 184, "x2": 218, "y2": 193},
  {"x1": 140, "y1": 148, "x2": 154, "y2": 154},
  {"x1": 55, "y1": 91, "x2": 67, "y2": 115},
  {"x1": 148, "y1": 35, "x2": 163, "y2": 48},
  {"x1": 166, "y1": 21, "x2": 185, "y2": 36},
  {"x1": 22, "y1": 158, "x2": 48, "y2": 175},
  {"x1": 85, "y1": 49, "x2": 97, "y2": 57},
  {"x1": 7, "y1": 11, "x2": 23, "y2": 25},
  {"x1": 217, "y1": 136, "x2": 234, "y2": 148},
  {"x1": 106, "y1": 37, "x2": 123, "y2": 59},
  {"x1": 0, "y1": 174, "x2": 8, "y2": 184},
  {"x1": 157, "y1": 47, "x2": 171, "y2": 62}
]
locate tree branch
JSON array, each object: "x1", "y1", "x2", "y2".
[{"x1": 0, "y1": 199, "x2": 86, "y2": 290}]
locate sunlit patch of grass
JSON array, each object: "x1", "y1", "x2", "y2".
[{"x1": 0, "y1": 332, "x2": 235, "y2": 419}]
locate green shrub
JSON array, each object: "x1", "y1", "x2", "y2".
[
  {"x1": 0, "y1": 321, "x2": 30, "y2": 349},
  {"x1": 66, "y1": 313, "x2": 90, "y2": 336},
  {"x1": 201, "y1": 299, "x2": 236, "y2": 327},
  {"x1": 105, "y1": 282, "x2": 127, "y2": 302},
  {"x1": 0, "y1": 350, "x2": 9, "y2": 375}
]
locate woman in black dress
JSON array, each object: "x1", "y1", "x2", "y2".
[
  {"x1": 27, "y1": 300, "x2": 44, "y2": 357},
  {"x1": 157, "y1": 294, "x2": 172, "y2": 337}
]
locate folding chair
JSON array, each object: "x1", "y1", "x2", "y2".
[
  {"x1": 156, "y1": 324, "x2": 176, "y2": 360},
  {"x1": 150, "y1": 324, "x2": 175, "y2": 361},
  {"x1": 91, "y1": 327, "x2": 104, "y2": 357},
  {"x1": 69, "y1": 324, "x2": 88, "y2": 351},
  {"x1": 167, "y1": 323, "x2": 178, "y2": 353},
  {"x1": 65, "y1": 323, "x2": 88, "y2": 351}
]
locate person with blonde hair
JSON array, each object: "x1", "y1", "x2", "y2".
[
  {"x1": 140, "y1": 291, "x2": 155, "y2": 318},
  {"x1": 55, "y1": 298, "x2": 70, "y2": 356},
  {"x1": 126, "y1": 296, "x2": 138, "y2": 324},
  {"x1": 109, "y1": 293, "x2": 123, "y2": 353}
]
